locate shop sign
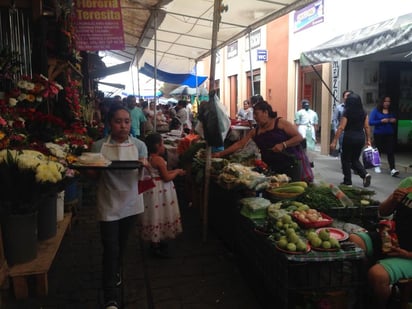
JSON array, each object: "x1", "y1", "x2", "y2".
[
  {"x1": 294, "y1": 0, "x2": 324, "y2": 33},
  {"x1": 332, "y1": 61, "x2": 340, "y2": 109},
  {"x1": 73, "y1": 0, "x2": 125, "y2": 51}
]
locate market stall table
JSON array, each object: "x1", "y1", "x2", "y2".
[
  {"x1": 8, "y1": 213, "x2": 72, "y2": 299},
  {"x1": 207, "y1": 182, "x2": 368, "y2": 308},
  {"x1": 236, "y1": 214, "x2": 366, "y2": 308}
]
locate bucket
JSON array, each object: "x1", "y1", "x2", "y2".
[
  {"x1": 38, "y1": 193, "x2": 57, "y2": 241},
  {"x1": 57, "y1": 191, "x2": 65, "y2": 222},
  {"x1": 1, "y1": 212, "x2": 38, "y2": 265}
]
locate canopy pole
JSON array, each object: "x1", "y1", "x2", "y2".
[
  {"x1": 202, "y1": 0, "x2": 222, "y2": 242},
  {"x1": 136, "y1": 65, "x2": 141, "y2": 99},
  {"x1": 248, "y1": 28, "x2": 254, "y2": 96},
  {"x1": 153, "y1": 9, "x2": 158, "y2": 132}
]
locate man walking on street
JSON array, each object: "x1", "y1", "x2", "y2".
[{"x1": 295, "y1": 99, "x2": 318, "y2": 166}]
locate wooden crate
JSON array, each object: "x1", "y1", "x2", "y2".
[{"x1": 8, "y1": 213, "x2": 72, "y2": 299}]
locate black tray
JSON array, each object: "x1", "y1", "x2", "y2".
[{"x1": 70, "y1": 160, "x2": 143, "y2": 170}]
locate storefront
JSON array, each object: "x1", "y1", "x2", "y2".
[{"x1": 299, "y1": 12, "x2": 412, "y2": 152}]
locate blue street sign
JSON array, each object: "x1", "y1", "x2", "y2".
[{"x1": 257, "y1": 49, "x2": 268, "y2": 61}]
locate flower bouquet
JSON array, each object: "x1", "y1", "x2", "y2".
[
  {"x1": 8, "y1": 74, "x2": 62, "y2": 111},
  {"x1": 0, "y1": 149, "x2": 66, "y2": 215}
]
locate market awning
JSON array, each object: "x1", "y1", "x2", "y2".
[
  {"x1": 300, "y1": 12, "x2": 412, "y2": 66},
  {"x1": 102, "y1": 0, "x2": 314, "y2": 74},
  {"x1": 138, "y1": 62, "x2": 207, "y2": 87}
]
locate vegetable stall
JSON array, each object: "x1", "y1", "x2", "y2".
[{"x1": 183, "y1": 142, "x2": 379, "y2": 308}]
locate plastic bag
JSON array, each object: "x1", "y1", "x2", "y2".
[
  {"x1": 197, "y1": 92, "x2": 230, "y2": 147},
  {"x1": 138, "y1": 167, "x2": 156, "y2": 194},
  {"x1": 362, "y1": 146, "x2": 381, "y2": 169}
]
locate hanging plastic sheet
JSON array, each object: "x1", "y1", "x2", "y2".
[{"x1": 196, "y1": 92, "x2": 230, "y2": 147}]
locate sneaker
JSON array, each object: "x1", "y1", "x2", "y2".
[
  {"x1": 391, "y1": 169, "x2": 399, "y2": 177},
  {"x1": 104, "y1": 301, "x2": 119, "y2": 309},
  {"x1": 340, "y1": 182, "x2": 352, "y2": 187},
  {"x1": 374, "y1": 167, "x2": 382, "y2": 173},
  {"x1": 363, "y1": 174, "x2": 371, "y2": 187}
]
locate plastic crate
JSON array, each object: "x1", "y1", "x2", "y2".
[{"x1": 324, "y1": 206, "x2": 378, "y2": 220}]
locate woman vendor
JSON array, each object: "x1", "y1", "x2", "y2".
[
  {"x1": 213, "y1": 101, "x2": 313, "y2": 182},
  {"x1": 349, "y1": 177, "x2": 412, "y2": 309}
]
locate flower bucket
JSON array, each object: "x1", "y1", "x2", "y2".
[
  {"x1": 56, "y1": 191, "x2": 65, "y2": 222},
  {"x1": 37, "y1": 192, "x2": 57, "y2": 241},
  {"x1": 1, "y1": 212, "x2": 38, "y2": 266}
]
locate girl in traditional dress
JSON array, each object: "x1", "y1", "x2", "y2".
[{"x1": 139, "y1": 133, "x2": 185, "y2": 257}]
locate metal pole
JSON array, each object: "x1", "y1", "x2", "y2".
[
  {"x1": 248, "y1": 28, "x2": 254, "y2": 96},
  {"x1": 153, "y1": 10, "x2": 158, "y2": 132},
  {"x1": 131, "y1": 65, "x2": 135, "y2": 95}
]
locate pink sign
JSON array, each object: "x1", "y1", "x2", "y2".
[{"x1": 73, "y1": 0, "x2": 125, "y2": 51}]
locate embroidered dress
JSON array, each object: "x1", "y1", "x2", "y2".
[{"x1": 139, "y1": 159, "x2": 182, "y2": 242}]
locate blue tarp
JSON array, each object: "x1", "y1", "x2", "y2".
[{"x1": 139, "y1": 62, "x2": 207, "y2": 88}]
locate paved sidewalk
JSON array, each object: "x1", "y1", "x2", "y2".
[{"x1": 313, "y1": 150, "x2": 412, "y2": 202}]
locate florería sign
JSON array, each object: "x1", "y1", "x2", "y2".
[{"x1": 73, "y1": 0, "x2": 125, "y2": 51}]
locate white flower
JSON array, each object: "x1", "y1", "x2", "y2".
[
  {"x1": 9, "y1": 97, "x2": 18, "y2": 106},
  {"x1": 17, "y1": 80, "x2": 27, "y2": 88},
  {"x1": 45, "y1": 142, "x2": 67, "y2": 159},
  {"x1": 21, "y1": 149, "x2": 46, "y2": 160},
  {"x1": 25, "y1": 82, "x2": 35, "y2": 91},
  {"x1": 17, "y1": 93, "x2": 27, "y2": 101},
  {"x1": 17, "y1": 154, "x2": 42, "y2": 170}
]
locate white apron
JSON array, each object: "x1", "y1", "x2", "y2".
[
  {"x1": 96, "y1": 136, "x2": 144, "y2": 221},
  {"x1": 298, "y1": 124, "x2": 316, "y2": 148}
]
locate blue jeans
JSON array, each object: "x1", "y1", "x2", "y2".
[{"x1": 373, "y1": 133, "x2": 396, "y2": 170}]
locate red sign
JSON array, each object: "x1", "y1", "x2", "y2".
[{"x1": 73, "y1": 0, "x2": 125, "y2": 51}]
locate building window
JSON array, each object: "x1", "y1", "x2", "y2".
[
  {"x1": 227, "y1": 41, "x2": 238, "y2": 59},
  {"x1": 246, "y1": 69, "x2": 261, "y2": 98},
  {"x1": 245, "y1": 29, "x2": 261, "y2": 51}
]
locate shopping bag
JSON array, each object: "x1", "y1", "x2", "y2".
[
  {"x1": 362, "y1": 147, "x2": 381, "y2": 169},
  {"x1": 138, "y1": 167, "x2": 156, "y2": 194}
]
